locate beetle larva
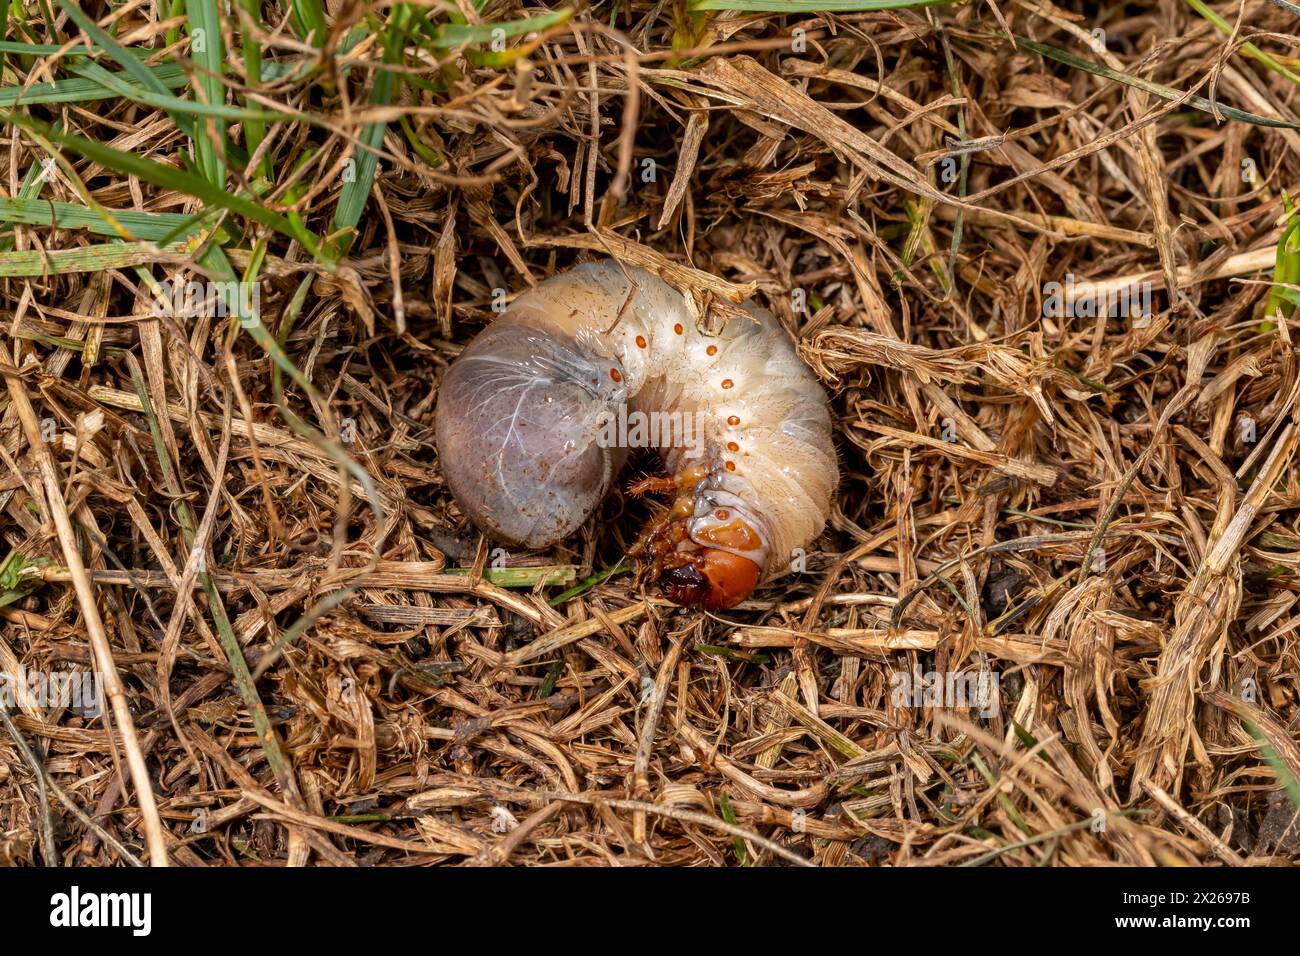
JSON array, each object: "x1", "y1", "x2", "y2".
[{"x1": 434, "y1": 259, "x2": 838, "y2": 609}]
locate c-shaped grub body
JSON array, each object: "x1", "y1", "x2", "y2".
[{"x1": 434, "y1": 260, "x2": 838, "y2": 608}]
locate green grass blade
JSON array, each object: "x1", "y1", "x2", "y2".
[
  {"x1": 290, "y1": 0, "x2": 328, "y2": 47},
  {"x1": 433, "y1": 8, "x2": 573, "y2": 45},
  {"x1": 0, "y1": 64, "x2": 190, "y2": 107},
  {"x1": 0, "y1": 39, "x2": 152, "y2": 56},
  {"x1": 1266, "y1": 206, "x2": 1300, "y2": 320},
  {"x1": 548, "y1": 560, "x2": 630, "y2": 606},
  {"x1": 68, "y1": 60, "x2": 294, "y2": 124},
  {"x1": 441, "y1": 566, "x2": 578, "y2": 587},
  {"x1": 53, "y1": 0, "x2": 177, "y2": 101},
  {"x1": 330, "y1": 6, "x2": 407, "y2": 254},
  {"x1": 1243, "y1": 719, "x2": 1300, "y2": 809},
  {"x1": 1016, "y1": 35, "x2": 1300, "y2": 129},
  {"x1": 0, "y1": 59, "x2": 298, "y2": 108},
  {"x1": 717, "y1": 792, "x2": 749, "y2": 866},
  {"x1": 0, "y1": 551, "x2": 43, "y2": 609},
  {"x1": 1184, "y1": 0, "x2": 1300, "y2": 88},
  {"x1": 0, "y1": 198, "x2": 202, "y2": 241},
  {"x1": 0, "y1": 241, "x2": 191, "y2": 276},
  {"x1": 0, "y1": 135, "x2": 59, "y2": 252},
  {"x1": 187, "y1": 0, "x2": 227, "y2": 184},
  {"x1": 235, "y1": 0, "x2": 269, "y2": 179},
  {"x1": 3, "y1": 111, "x2": 327, "y2": 262},
  {"x1": 199, "y1": 246, "x2": 321, "y2": 394}
]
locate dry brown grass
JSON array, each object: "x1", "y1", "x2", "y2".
[{"x1": 2, "y1": 0, "x2": 1300, "y2": 866}]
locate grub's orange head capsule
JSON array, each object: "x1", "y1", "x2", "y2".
[{"x1": 660, "y1": 549, "x2": 762, "y2": 610}]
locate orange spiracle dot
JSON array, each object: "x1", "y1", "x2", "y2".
[
  {"x1": 706, "y1": 345, "x2": 718, "y2": 356},
  {"x1": 727, "y1": 415, "x2": 740, "y2": 426},
  {"x1": 610, "y1": 368, "x2": 622, "y2": 382},
  {"x1": 725, "y1": 460, "x2": 736, "y2": 472},
  {"x1": 673, "y1": 323, "x2": 684, "y2": 335},
  {"x1": 715, "y1": 508, "x2": 730, "y2": 520},
  {"x1": 636, "y1": 335, "x2": 647, "y2": 348},
  {"x1": 721, "y1": 379, "x2": 734, "y2": 389},
  {"x1": 727, "y1": 441, "x2": 739, "y2": 452}
]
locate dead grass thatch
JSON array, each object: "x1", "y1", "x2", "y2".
[{"x1": 2, "y1": 0, "x2": 1300, "y2": 866}]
